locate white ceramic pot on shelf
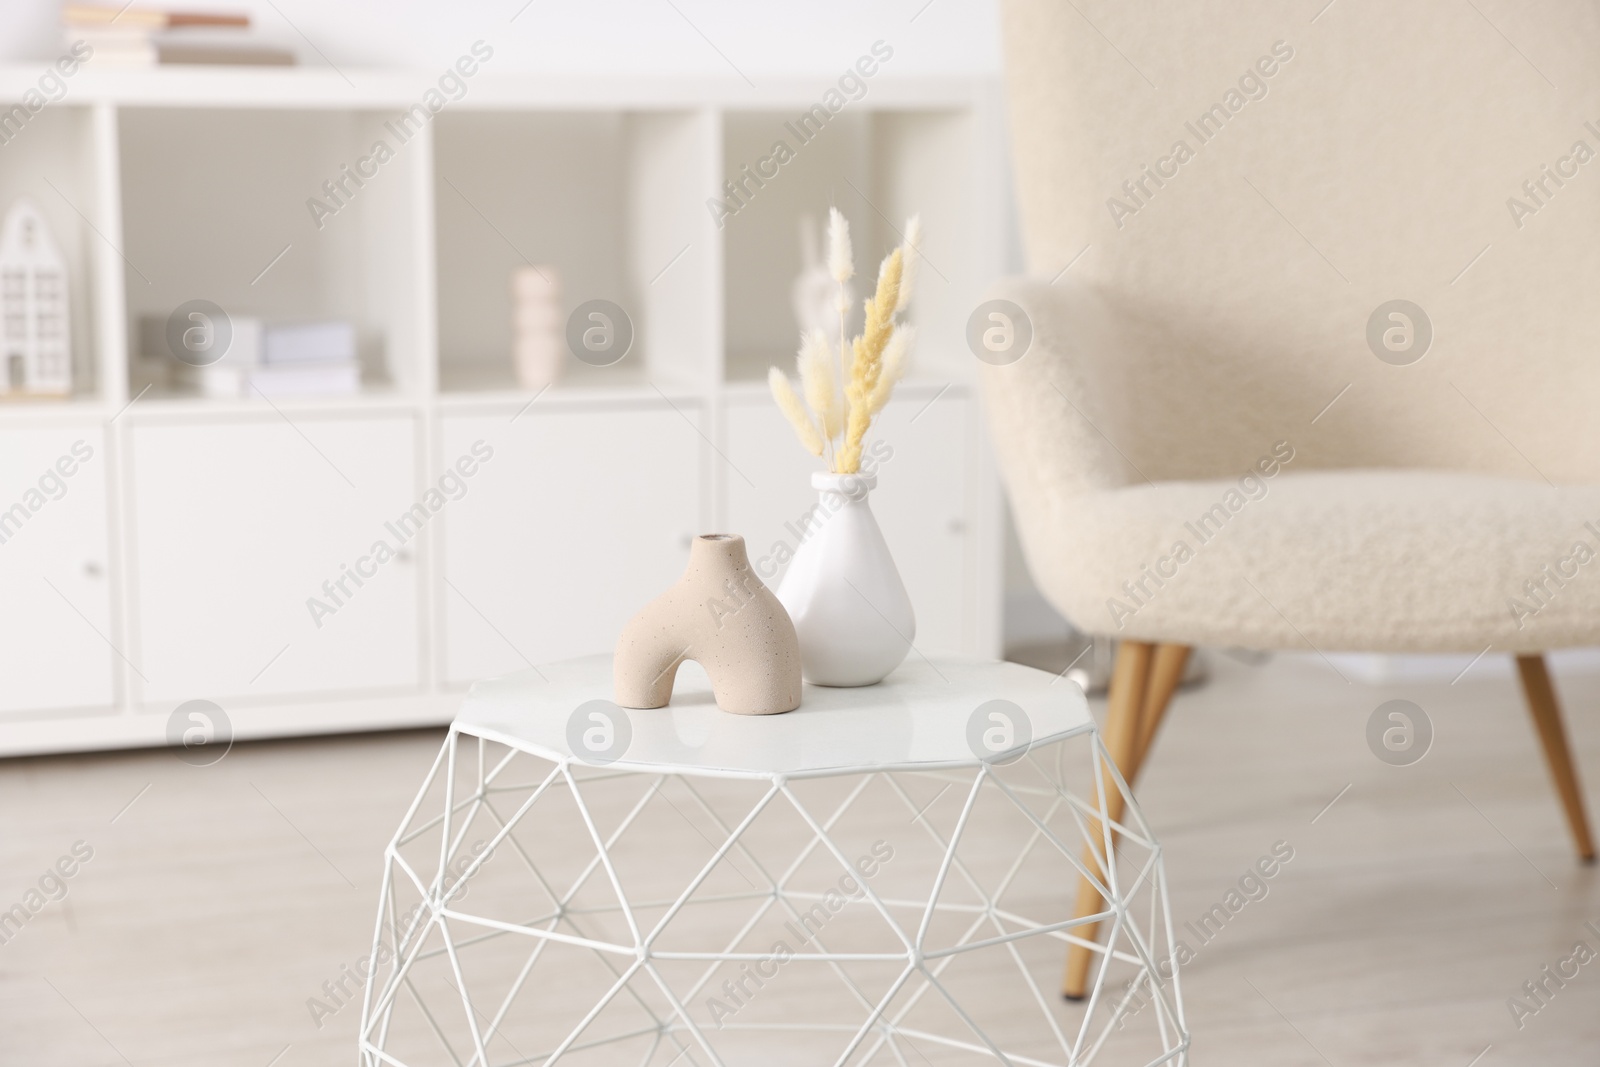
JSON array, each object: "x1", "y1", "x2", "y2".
[{"x1": 776, "y1": 471, "x2": 915, "y2": 687}]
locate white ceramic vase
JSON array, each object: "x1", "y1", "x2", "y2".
[{"x1": 777, "y1": 471, "x2": 915, "y2": 686}]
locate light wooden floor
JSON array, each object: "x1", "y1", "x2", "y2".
[{"x1": 2, "y1": 652, "x2": 1598, "y2": 1065}]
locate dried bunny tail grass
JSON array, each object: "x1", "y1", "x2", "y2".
[
  {"x1": 868, "y1": 325, "x2": 913, "y2": 415},
  {"x1": 837, "y1": 249, "x2": 904, "y2": 473},
  {"x1": 827, "y1": 207, "x2": 854, "y2": 284},
  {"x1": 836, "y1": 389, "x2": 868, "y2": 473},
  {"x1": 837, "y1": 332, "x2": 874, "y2": 473},
  {"x1": 798, "y1": 330, "x2": 842, "y2": 441},
  {"x1": 894, "y1": 215, "x2": 921, "y2": 315},
  {"x1": 861, "y1": 248, "x2": 902, "y2": 363},
  {"x1": 768, "y1": 367, "x2": 823, "y2": 457}
]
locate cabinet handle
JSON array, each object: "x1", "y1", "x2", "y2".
[
  {"x1": 396, "y1": 550, "x2": 414, "y2": 564},
  {"x1": 84, "y1": 561, "x2": 103, "y2": 578}
]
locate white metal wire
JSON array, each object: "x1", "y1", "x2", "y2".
[{"x1": 359, "y1": 723, "x2": 1189, "y2": 1067}]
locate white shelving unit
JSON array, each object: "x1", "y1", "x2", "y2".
[{"x1": 0, "y1": 67, "x2": 1008, "y2": 756}]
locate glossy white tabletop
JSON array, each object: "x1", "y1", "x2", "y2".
[{"x1": 454, "y1": 654, "x2": 1094, "y2": 778}]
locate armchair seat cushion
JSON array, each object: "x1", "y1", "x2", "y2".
[{"x1": 1042, "y1": 470, "x2": 1600, "y2": 654}]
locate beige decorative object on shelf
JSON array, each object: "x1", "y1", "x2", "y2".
[
  {"x1": 614, "y1": 534, "x2": 802, "y2": 715},
  {"x1": 511, "y1": 266, "x2": 563, "y2": 390}
]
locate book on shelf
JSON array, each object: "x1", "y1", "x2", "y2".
[
  {"x1": 172, "y1": 362, "x2": 245, "y2": 399},
  {"x1": 64, "y1": 5, "x2": 250, "y2": 29},
  {"x1": 138, "y1": 314, "x2": 261, "y2": 367},
  {"x1": 154, "y1": 43, "x2": 295, "y2": 66},
  {"x1": 263, "y1": 321, "x2": 357, "y2": 365},
  {"x1": 255, "y1": 321, "x2": 361, "y2": 395},
  {"x1": 248, "y1": 361, "x2": 362, "y2": 397},
  {"x1": 76, "y1": 38, "x2": 297, "y2": 67},
  {"x1": 63, "y1": 6, "x2": 296, "y2": 67}
]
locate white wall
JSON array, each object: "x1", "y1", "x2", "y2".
[{"x1": 0, "y1": 1, "x2": 1001, "y2": 77}]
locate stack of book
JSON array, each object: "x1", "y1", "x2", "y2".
[
  {"x1": 141, "y1": 317, "x2": 362, "y2": 398},
  {"x1": 64, "y1": 5, "x2": 296, "y2": 67}
]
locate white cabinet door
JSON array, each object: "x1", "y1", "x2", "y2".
[
  {"x1": 440, "y1": 404, "x2": 703, "y2": 684},
  {"x1": 129, "y1": 414, "x2": 422, "y2": 703},
  {"x1": 723, "y1": 389, "x2": 971, "y2": 654},
  {"x1": 0, "y1": 425, "x2": 114, "y2": 714}
]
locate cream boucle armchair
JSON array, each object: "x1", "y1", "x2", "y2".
[{"x1": 989, "y1": 0, "x2": 1600, "y2": 997}]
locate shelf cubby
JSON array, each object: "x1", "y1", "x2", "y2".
[
  {"x1": 117, "y1": 106, "x2": 428, "y2": 398},
  {"x1": 433, "y1": 109, "x2": 716, "y2": 395},
  {"x1": 0, "y1": 104, "x2": 105, "y2": 404}
]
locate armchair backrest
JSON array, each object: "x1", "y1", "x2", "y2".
[{"x1": 997, "y1": 0, "x2": 1600, "y2": 487}]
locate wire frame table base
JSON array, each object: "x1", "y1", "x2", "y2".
[{"x1": 358, "y1": 725, "x2": 1188, "y2": 1067}]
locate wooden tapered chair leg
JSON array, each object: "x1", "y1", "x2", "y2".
[
  {"x1": 1129, "y1": 644, "x2": 1191, "y2": 785},
  {"x1": 1063, "y1": 640, "x2": 1152, "y2": 1000},
  {"x1": 1515, "y1": 655, "x2": 1597, "y2": 863}
]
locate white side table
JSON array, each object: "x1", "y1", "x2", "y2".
[{"x1": 359, "y1": 655, "x2": 1187, "y2": 1067}]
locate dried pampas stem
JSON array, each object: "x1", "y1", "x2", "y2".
[
  {"x1": 799, "y1": 329, "x2": 842, "y2": 446},
  {"x1": 838, "y1": 248, "x2": 902, "y2": 474},
  {"x1": 895, "y1": 214, "x2": 921, "y2": 316},
  {"x1": 768, "y1": 367, "x2": 823, "y2": 457},
  {"x1": 869, "y1": 325, "x2": 912, "y2": 416},
  {"x1": 826, "y1": 207, "x2": 854, "y2": 284}
]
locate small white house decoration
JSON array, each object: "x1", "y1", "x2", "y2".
[{"x1": 0, "y1": 198, "x2": 72, "y2": 397}]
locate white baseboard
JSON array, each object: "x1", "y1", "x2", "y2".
[
  {"x1": 998, "y1": 586, "x2": 1600, "y2": 687},
  {"x1": 1320, "y1": 649, "x2": 1600, "y2": 685},
  {"x1": 0, "y1": 692, "x2": 459, "y2": 758}
]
